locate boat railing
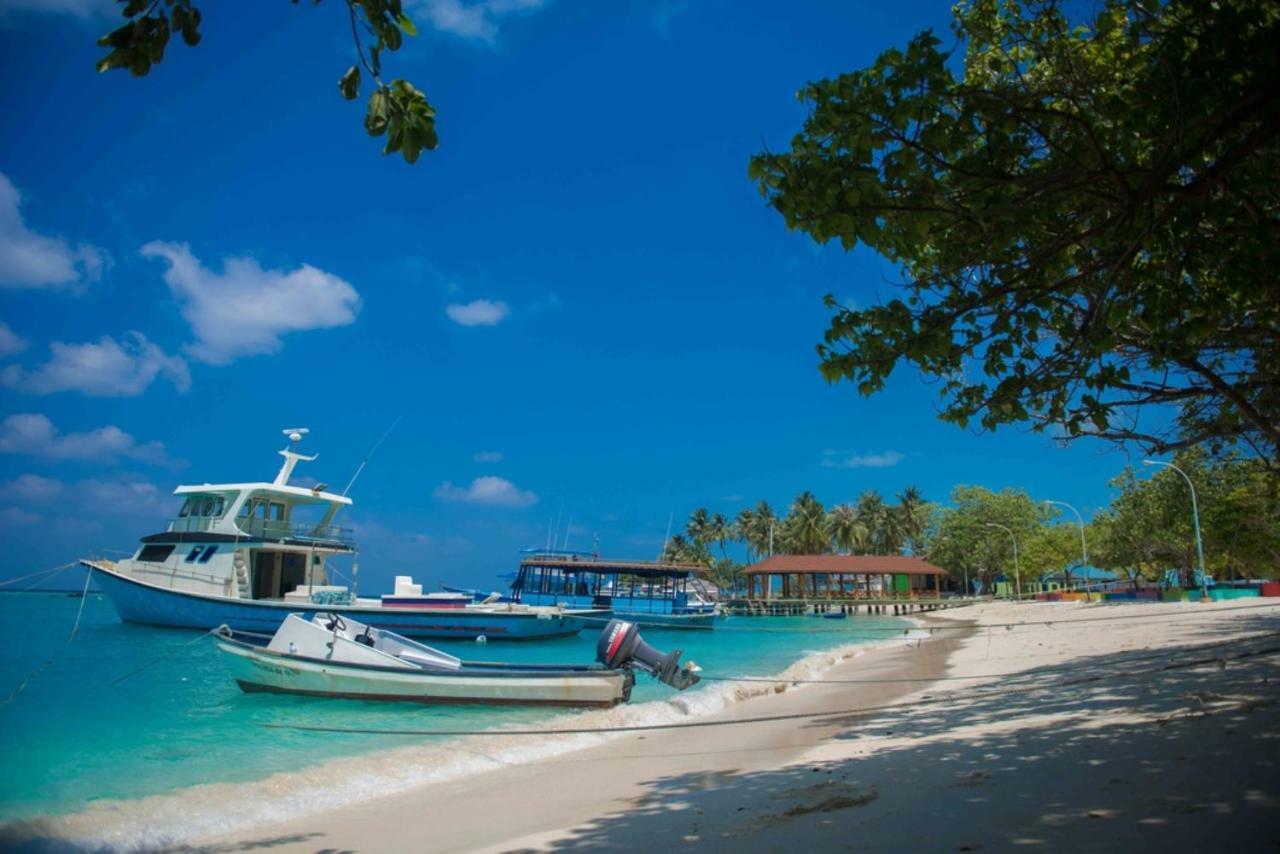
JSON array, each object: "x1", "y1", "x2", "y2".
[
  {"x1": 237, "y1": 518, "x2": 355, "y2": 545},
  {"x1": 168, "y1": 516, "x2": 216, "y2": 534}
]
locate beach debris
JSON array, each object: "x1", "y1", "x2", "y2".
[
  {"x1": 950, "y1": 770, "x2": 991, "y2": 788},
  {"x1": 778, "y1": 783, "x2": 879, "y2": 818}
]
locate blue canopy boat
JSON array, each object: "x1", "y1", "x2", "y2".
[
  {"x1": 510, "y1": 550, "x2": 718, "y2": 630},
  {"x1": 78, "y1": 430, "x2": 605, "y2": 641}
]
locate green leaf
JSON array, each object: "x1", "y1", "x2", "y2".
[
  {"x1": 365, "y1": 89, "x2": 389, "y2": 135},
  {"x1": 397, "y1": 13, "x2": 418, "y2": 36},
  {"x1": 339, "y1": 65, "x2": 361, "y2": 100}
]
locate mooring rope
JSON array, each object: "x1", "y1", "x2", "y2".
[
  {"x1": 0, "y1": 562, "x2": 79, "y2": 589},
  {"x1": 569, "y1": 599, "x2": 1280, "y2": 634},
  {"x1": 258, "y1": 642, "x2": 1280, "y2": 738},
  {"x1": 107, "y1": 627, "x2": 222, "y2": 687},
  {"x1": 1, "y1": 564, "x2": 95, "y2": 706},
  {"x1": 695, "y1": 629, "x2": 1280, "y2": 685}
]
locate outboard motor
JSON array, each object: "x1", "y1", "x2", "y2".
[{"x1": 596, "y1": 619, "x2": 701, "y2": 690}]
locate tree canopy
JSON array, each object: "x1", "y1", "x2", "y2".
[
  {"x1": 660, "y1": 453, "x2": 1275, "y2": 595},
  {"x1": 663, "y1": 488, "x2": 934, "y2": 592},
  {"x1": 750, "y1": 0, "x2": 1279, "y2": 465},
  {"x1": 96, "y1": 0, "x2": 437, "y2": 163},
  {"x1": 1093, "y1": 450, "x2": 1280, "y2": 584}
]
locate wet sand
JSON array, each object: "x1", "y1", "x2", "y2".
[{"x1": 191, "y1": 598, "x2": 1280, "y2": 853}]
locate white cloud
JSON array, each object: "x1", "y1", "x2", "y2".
[
  {"x1": 0, "y1": 319, "x2": 26, "y2": 357},
  {"x1": 0, "y1": 506, "x2": 40, "y2": 527},
  {"x1": 445, "y1": 298, "x2": 509, "y2": 327},
  {"x1": 434, "y1": 476, "x2": 537, "y2": 507},
  {"x1": 0, "y1": 413, "x2": 170, "y2": 464},
  {"x1": 0, "y1": 473, "x2": 64, "y2": 503},
  {"x1": 1, "y1": 332, "x2": 189, "y2": 396},
  {"x1": 0, "y1": 0, "x2": 111, "y2": 18},
  {"x1": 822, "y1": 450, "x2": 905, "y2": 469},
  {"x1": 0, "y1": 172, "x2": 105, "y2": 289},
  {"x1": 410, "y1": 0, "x2": 548, "y2": 43},
  {"x1": 77, "y1": 478, "x2": 170, "y2": 517},
  {"x1": 141, "y1": 241, "x2": 361, "y2": 365},
  {"x1": 0, "y1": 470, "x2": 177, "y2": 525},
  {"x1": 473, "y1": 450, "x2": 504, "y2": 463}
]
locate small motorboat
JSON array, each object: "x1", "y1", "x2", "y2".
[{"x1": 215, "y1": 613, "x2": 700, "y2": 708}]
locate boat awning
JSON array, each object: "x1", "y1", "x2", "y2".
[
  {"x1": 174, "y1": 482, "x2": 352, "y2": 506},
  {"x1": 519, "y1": 555, "x2": 707, "y2": 576}
]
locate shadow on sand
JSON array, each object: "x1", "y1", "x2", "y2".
[
  {"x1": 509, "y1": 613, "x2": 1280, "y2": 852},
  {"x1": 5, "y1": 611, "x2": 1279, "y2": 852}
]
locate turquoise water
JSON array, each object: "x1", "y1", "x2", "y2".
[{"x1": 0, "y1": 592, "x2": 906, "y2": 830}]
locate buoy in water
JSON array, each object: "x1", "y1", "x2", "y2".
[{"x1": 475, "y1": 635, "x2": 487, "y2": 644}]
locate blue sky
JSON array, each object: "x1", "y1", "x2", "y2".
[{"x1": 0, "y1": 0, "x2": 1145, "y2": 591}]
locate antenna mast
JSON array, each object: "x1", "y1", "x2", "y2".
[
  {"x1": 275, "y1": 428, "x2": 315, "y2": 485},
  {"x1": 342, "y1": 415, "x2": 403, "y2": 497}
]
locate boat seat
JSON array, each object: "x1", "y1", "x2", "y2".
[{"x1": 398, "y1": 650, "x2": 461, "y2": 671}]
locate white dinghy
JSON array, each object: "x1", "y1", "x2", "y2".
[{"x1": 215, "y1": 613, "x2": 700, "y2": 708}]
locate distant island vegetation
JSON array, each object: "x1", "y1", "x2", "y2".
[{"x1": 664, "y1": 449, "x2": 1278, "y2": 594}]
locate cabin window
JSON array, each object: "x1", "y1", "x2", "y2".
[
  {"x1": 178, "y1": 499, "x2": 193, "y2": 517},
  {"x1": 137, "y1": 544, "x2": 176, "y2": 563},
  {"x1": 270, "y1": 503, "x2": 286, "y2": 521},
  {"x1": 211, "y1": 497, "x2": 225, "y2": 517},
  {"x1": 185, "y1": 546, "x2": 203, "y2": 563},
  {"x1": 198, "y1": 545, "x2": 219, "y2": 563}
]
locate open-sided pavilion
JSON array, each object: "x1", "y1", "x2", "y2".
[{"x1": 741, "y1": 554, "x2": 947, "y2": 601}]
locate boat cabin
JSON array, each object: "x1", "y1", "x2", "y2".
[
  {"x1": 512, "y1": 550, "x2": 710, "y2": 616},
  {"x1": 117, "y1": 437, "x2": 357, "y2": 602}
]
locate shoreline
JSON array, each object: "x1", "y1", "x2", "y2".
[
  {"x1": 197, "y1": 599, "x2": 1280, "y2": 853},
  {"x1": 185, "y1": 617, "x2": 967, "y2": 852},
  {"x1": 0, "y1": 616, "x2": 926, "y2": 851},
  {"x1": 6, "y1": 600, "x2": 1278, "y2": 852}
]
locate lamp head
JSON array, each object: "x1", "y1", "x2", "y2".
[{"x1": 1142, "y1": 459, "x2": 1157, "y2": 466}]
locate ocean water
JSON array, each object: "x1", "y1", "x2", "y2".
[{"x1": 0, "y1": 592, "x2": 909, "y2": 847}]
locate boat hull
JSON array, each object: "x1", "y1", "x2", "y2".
[
  {"x1": 614, "y1": 610, "x2": 717, "y2": 630},
  {"x1": 218, "y1": 640, "x2": 630, "y2": 707},
  {"x1": 85, "y1": 562, "x2": 599, "y2": 640}
]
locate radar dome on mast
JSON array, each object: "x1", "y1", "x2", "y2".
[{"x1": 275, "y1": 427, "x2": 317, "y2": 485}]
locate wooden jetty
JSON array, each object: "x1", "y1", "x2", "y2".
[{"x1": 726, "y1": 554, "x2": 964, "y2": 617}]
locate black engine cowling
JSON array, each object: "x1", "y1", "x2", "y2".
[{"x1": 596, "y1": 619, "x2": 700, "y2": 690}]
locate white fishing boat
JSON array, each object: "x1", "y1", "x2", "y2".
[
  {"x1": 79, "y1": 429, "x2": 609, "y2": 640},
  {"x1": 215, "y1": 614, "x2": 701, "y2": 707}
]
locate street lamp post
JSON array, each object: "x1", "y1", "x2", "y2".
[
  {"x1": 1044, "y1": 499, "x2": 1089, "y2": 598},
  {"x1": 985, "y1": 522, "x2": 1021, "y2": 601},
  {"x1": 1143, "y1": 459, "x2": 1210, "y2": 602}
]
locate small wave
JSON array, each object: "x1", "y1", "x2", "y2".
[{"x1": 5, "y1": 634, "x2": 915, "y2": 851}]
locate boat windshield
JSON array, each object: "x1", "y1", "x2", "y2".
[{"x1": 178, "y1": 495, "x2": 226, "y2": 518}]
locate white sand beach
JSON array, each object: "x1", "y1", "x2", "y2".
[{"x1": 186, "y1": 599, "x2": 1280, "y2": 853}]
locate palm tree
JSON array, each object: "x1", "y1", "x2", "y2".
[
  {"x1": 748, "y1": 500, "x2": 777, "y2": 558},
  {"x1": 734, "y1": 507, "x2": 758, "y2": 562},
  {"x1": 709, "y1": 512, "x2": 730, "y2": 560},
  {"x1": 685, "y1": 508, "x2": 712, "y2": 552},
  {"x1": 783, "y1": 491, "x2": 829, "y2": 554},
  {"x1": 895, "y1": 486, "x2": 930, "y2": 555},
  {"x1": 662, "y1": 534, "x2": 693, "y2": 564},
  {"x1": 828, "y1": 503, "x2": 868, "y2": 554},
  {"x1": 855, "y1": 490, "x2": 894, "y2": 555}
]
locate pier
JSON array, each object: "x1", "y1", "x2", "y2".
[
  {"x1": 726, "y1": 554, "x2": 963, "y2": 617},
  {"x1": 722, "y1": 598, "x2": 963, "y2": 617}
]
